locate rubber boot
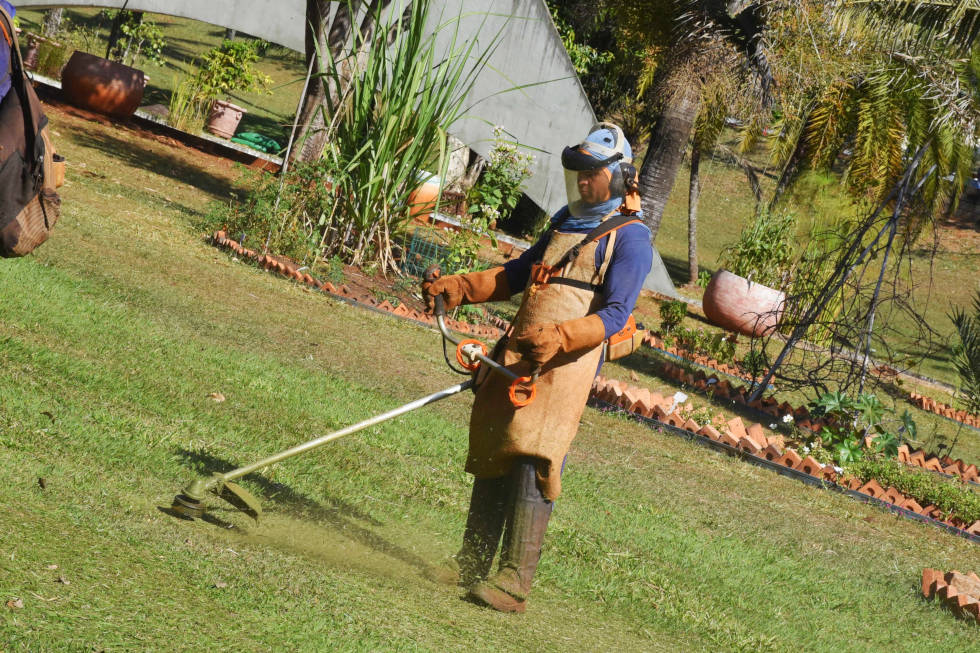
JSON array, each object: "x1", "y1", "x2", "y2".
[
  {"x1": 467, "y1": 457, "x2": 553, "y2": 613},
  {"x1": 426, "y1": 474, "x2": 508, "y2": 586}
]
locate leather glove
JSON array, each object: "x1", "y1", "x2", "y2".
[
  {"x1": 422, "y1": 266, "x2": 510, "y2": 313},
  {"x1": 513, "y1": 314, "x2": 607, "y2": 366}
]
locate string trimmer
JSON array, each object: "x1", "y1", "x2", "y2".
[{"x1": 170, "y1": 265, "x2": 536, "y2": 521}]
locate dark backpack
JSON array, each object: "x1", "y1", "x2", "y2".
[{"x1": 0, "y1": 6, "x2": 63, "y2": 257}]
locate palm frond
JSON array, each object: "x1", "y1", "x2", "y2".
[{"x1": 836, "y1": 0, "x2": 980, "y2": 54}]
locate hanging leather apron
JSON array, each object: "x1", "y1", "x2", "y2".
[{"x1": 466, "y1": 224, "x2": 621, "y2": 500}]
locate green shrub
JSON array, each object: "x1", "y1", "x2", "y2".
[
  {"x1": 846, "y1": 457, "x2": 980, "y2": 525},
  {"x1": 741, "y1": 349, "x2": 767, "y2": 377},
  {"x1": 807, "y1": 391, "x2": 910, "y2": 465},
  {"x1": 659, "y1": 300, "x2": 687, "y2": 333},
  {"x1": 195, "y1": 39, "x2": 271, "y2": 103},
  {"x1": 721, "y1": 208, "x2": 796, "y2": 289}
]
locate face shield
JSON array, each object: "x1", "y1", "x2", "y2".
[{"x1": 561, "y1": 124, "x2": 631, "y2": 218}]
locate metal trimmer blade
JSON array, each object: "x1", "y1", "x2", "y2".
[{"x1": 217, "y1": 482, "x2": 262, "y2": 521}]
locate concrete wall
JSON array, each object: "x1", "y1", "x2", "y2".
[{"x1": 15, "y1": 0, "x2": 596, "y2": 214}]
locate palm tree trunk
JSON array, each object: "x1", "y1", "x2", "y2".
[
  {"x1": 638, "y1": 67, "x2": 701, "y2": 240},
  {"x1": 687, "y1": 143, "x2": 701, "y2": 285}
]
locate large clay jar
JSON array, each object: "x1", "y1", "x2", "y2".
[
  {"x1": 206, "y1": 100, "x2": 246, "y2": 139},
  {"x1": 406, "y1": 173, "x2": 441, "y2": 222},
  {"x1": 702, "y1": 269, "x2": 785, "y2": 337},
  {"x1": 61, "y1": 51, "x2": 144, "y2": 117}
]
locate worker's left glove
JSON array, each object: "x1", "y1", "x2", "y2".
[{"x1": 513, "y1": 314, "x2": 606, "y2": 366}]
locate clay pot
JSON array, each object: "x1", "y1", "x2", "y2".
[
  {"x1": 702, "y1": 269, "x2": 785, "y2": 337},
  {"x1": 61, "y1": 51, "x2": 145, "y2": 117},
  {"x1": 407, "y1": 173, "x2": 441, "y2": 221},
  {"x1": 206, "y1": 100, "x2": 246, "y2": 139}
]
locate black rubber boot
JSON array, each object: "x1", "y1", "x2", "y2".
[
  {"x1": 467, "y1": 457, "x2": 553, "y2": 613},
  {"x1": 427, "y1": 474, "x2": 508, "y2": 586}
]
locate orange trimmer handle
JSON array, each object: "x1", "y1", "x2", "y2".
[
  {"x1": 508, "y1": 375, "x2": 537, "y2": 407},
  {"x1": 455, "y1": 339, "x2": 488, "y2": 371}
]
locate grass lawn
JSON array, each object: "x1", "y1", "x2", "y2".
[{"x1": 1, "y1": 99, "x2": 978, "y2": 650}]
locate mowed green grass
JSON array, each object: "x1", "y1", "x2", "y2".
[{"x1": 1, "y1": 107, "x2": 979, "y2": 652}]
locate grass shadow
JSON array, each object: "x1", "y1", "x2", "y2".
[
  {"x1": 65, "y1": 120, "x2": 238, "y2": 201},
  {"x1": 173, "y1": 447, "x2": 436, "y2": 573}
]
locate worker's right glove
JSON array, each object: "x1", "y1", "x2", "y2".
[
  {"x1": 513, "y1": 314, "x2": 606, "y2": 366},
  {"x1": 422, "y1": 266, "x2": 511, "y2": 313}
]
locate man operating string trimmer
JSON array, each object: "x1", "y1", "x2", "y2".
[{"x1": 422, "y1": 122, "x2": 653, "y2": 613}]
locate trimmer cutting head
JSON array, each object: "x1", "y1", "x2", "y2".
[
  {"x1": 170, "y1": 493, "x2": 206, "y2": 519},
  {"x1": 168, "y1": 474, "x2": 262, "y2": 522}
]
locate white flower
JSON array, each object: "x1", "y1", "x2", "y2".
[
  {"x1": 782, "y1": 414, "x2": 794, "y2": 424},
  {"x1": 769, "y1": 423, "x2": 777, "y2": 429},
  {"x1": 801, "y1": 445, "x2": 810, "y2": 454}
]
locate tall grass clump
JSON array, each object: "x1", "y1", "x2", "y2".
[
  {"x1": 204, "y1": 0, "x2": 502, "y2": 274},
  {"x1": 313, "y1": 0, "x2": 499, "y2": 273}
]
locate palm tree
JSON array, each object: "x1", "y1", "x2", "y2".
[
  {"x1": 766, "y1": 3, "x2": 980, "y2": 226},
  {"x1": 625, "y1": 0, "x2": 980, "y2": 241},
  {"x1": 748, "y1": 0, "x2": 980, "y2": 398},
  {"x1": 612, "y1": 1, "x2": 773, "y2": 240}
]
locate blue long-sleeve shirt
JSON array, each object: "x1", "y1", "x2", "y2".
[
  {"x1": 503, "y1": 208, "x2": 653, "y2": 338},
  {"x1": 0, "y1": 2, "x2": 15, "y2": 103}
]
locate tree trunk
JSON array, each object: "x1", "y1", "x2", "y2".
[
  {"x1": 42, "y1": 9, "x2": 63, "y2": 38},
  {"x1": 293, "y1": 1, "x2": 338, "y2": 163},
  {"x1": 637, "y1": 66, "x2": 701, "y2": 241},
  {"x1": 687, "y1": 143, "x2": 700, "y2": 285},
  {"x1": 295, "y1": 0, "x2": 391, "y2": 163},
  {"x1": 105, "y1": 10, "x2": 127, "y2": 60}
]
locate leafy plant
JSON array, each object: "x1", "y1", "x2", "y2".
[
  {"x1": 102, "y1": 10, "x2": 164, "y2": 66},
  {"x1": 323, "y1": 255, "x2": 345, "y2": 286},
  {"x1": 455, "y1": 304, "x2": 484, "y2": 325},
  {"x1": 741, "y1": 349, "x2": 767, "y2": 378},
  {"x1": 658, "y1": 300, "x2": 687, "y2": 333},
  {"x1": 808, "y1": 390, "x2": 912, "y2": 465},
  {"x1": 696, "y1": 269, "x2": 712, "y2": 289},
  {"x1": 466, "y1": 126, "x2": 534, "y2": 229},
  {"x1": 195, "y1": 39, "x2": 271, "y2": 103},
  {"x1": 441, "y1": 222, "x2": 494, "y2": 275},
  {"x1": 949, "y1": 291, "x2": 980, "y2": 415},
  {"x1": 720, "y1": 208, "x2": 797, "y2": 289}
]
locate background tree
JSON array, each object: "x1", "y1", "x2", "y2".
[{"x1": 42, "y1": 8, "x2": 63, "y2": 38}]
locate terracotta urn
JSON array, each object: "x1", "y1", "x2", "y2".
[
  {"x1": 702, "y1": 269, "x2": 785, "y2": 337},
  {"x1": 61, "y1": 51, "x2": 145, "y2": 117},
  {"x1": 407, "y1": 172, "x2": 441, "y2": 222},
  {"x1": 206, "y1": 100, "x2": 246, "y2": 139}
]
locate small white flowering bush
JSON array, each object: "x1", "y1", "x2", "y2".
[{"x1": 444, "y1": 128, "x2": 534, "y2": 273}]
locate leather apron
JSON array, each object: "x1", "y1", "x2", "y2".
[{"x1": 466, "y1": 226, "x2": 618, "y2": 500}]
